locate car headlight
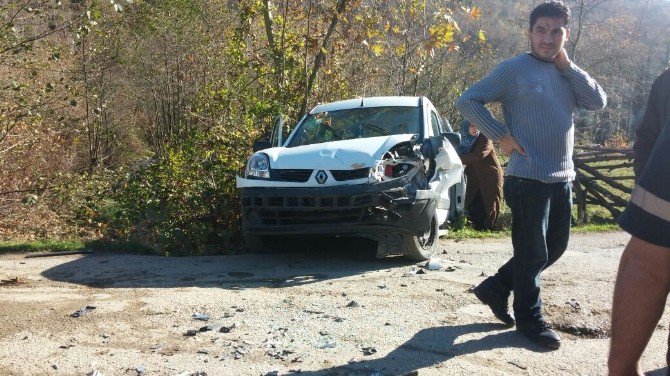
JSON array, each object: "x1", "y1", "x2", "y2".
[
  {"x1": 369, "y1": 161, "x2": 384, "y2": 182},
  {"x1": 246, "y1": 153, "x2": 270, "y2": 179}
]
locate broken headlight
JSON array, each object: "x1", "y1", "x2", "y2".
[
  {"x1": 369, "y1": 160, "x2": 419, "y2": 182},
  {"x1": 246, "y1": 153, "x2": 270, "y2": 179}
]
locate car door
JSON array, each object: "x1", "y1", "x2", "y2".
[{"x1": 426, "y1": 104, "x2": 464, "y2": 226}]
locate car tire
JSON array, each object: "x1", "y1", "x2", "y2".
[{"x1": 403, "y1": 214, "x2": 438, "y2": 261}]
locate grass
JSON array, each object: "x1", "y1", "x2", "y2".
[
  {"x1": 0, "y1": 239, "x2": 155, "y2": 255},
  {"x1": 446, "y1": 220, "x2": 619, "y2": 241},
  {"x1": 446, "y1": 202, "x2": 620, "y2": 240},
  {"x1": 0, "y1": 239, "x2": 85, "y2": 254},
  {"x1": 572, "y1": 222, "x2": 620, "y2": 232},
  {"x1": 447, "y1": 227, "x2": 510, "y2": 240}
]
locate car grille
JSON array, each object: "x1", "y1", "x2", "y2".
[
  {"x1": 270, "y1": 169, "x2": 313, "y2": 182},
  {"x1": 268, "y1": 168, "x2": 368, "y2": 182},
  {"x1": 242, "y1": 193, "x2": 376, "y2": 226},
  {"x1": 331, "y1": 167, "x2": 369, "y2": 181}
]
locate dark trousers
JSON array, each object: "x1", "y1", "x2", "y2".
[{"x1": 493, "y1": 176, "x2": 572, "y2": 323}]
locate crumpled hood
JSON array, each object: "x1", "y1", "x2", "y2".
[{"x1": 262, "y1": 134, "x2": 416, "y2": 170}]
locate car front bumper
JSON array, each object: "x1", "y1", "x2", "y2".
[{"x1": 240, "y1": 177, "x2": 437, "y2": 237}]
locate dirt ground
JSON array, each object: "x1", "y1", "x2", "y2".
[{"x1": 0, "y1": 231, "x2": 668, "y2": 376}]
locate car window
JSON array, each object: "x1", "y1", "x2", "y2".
[
  {"x1": 288, "y1": 106, "x2": 421, "y2": 147},
  {"x1": 430, "y1": 111, "x2": 441, "y2": 137}
]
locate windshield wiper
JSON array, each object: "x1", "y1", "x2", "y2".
[{"x1": 361, "y1": 123, "x2": 391, "y2": 136}]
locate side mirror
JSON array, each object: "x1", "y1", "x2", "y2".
[
  {"x1": 442, "y1": 132, "x2": 461, "y2": 150},
  {"x1": 253, "y1": 140, "x2": 272, "y2": 152}
]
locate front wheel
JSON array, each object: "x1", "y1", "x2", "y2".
[{"x1": 403, "y1": 214, "x2": 439, "y2": 261}]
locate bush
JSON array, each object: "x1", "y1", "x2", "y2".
[{"x1": 102, "y1": 129, "x2": 247, "y2": 256}]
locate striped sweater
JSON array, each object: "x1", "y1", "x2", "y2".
[{"x1": 456, "y1": 53, "x2": 607, "y2": 183}]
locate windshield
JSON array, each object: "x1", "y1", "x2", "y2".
[{"x1": 287, "y1": 106, "x2": 421, "y2": 147}]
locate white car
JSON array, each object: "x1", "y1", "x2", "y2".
[{"x1": 236, "y1": 96, "x2": 465, "y2": 260}]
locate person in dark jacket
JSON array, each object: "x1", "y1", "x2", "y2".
[
  {"x1": 458, "y1": 121, "x2": 503, "y2": 231},
  {"x1": 608, "y1": 67, "x2": 670, "y2": 375}
]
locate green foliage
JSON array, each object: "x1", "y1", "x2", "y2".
[
  {"x1": 4, "y1": 0, "x2": 667, "y2": 250},
  {"x1": 0, "y1": 239, "x2": 85, "y2": 254},
  {"x1": 0, "y1": 238, "x2": 155, "y2": 255},
  {"x1": 447, "y1": 227, "x2": 510, "y2": 240},
  {"x1": 105, "y1": 128, "x2": 246, "y2": 256}
]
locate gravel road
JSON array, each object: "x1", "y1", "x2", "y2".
[{"x1": 0, "y1": 231, "x2": 668, "y2": 376}]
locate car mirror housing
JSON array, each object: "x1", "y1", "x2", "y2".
[{"x1": 442, "y1": 132, "x2": 461, "y2": 150}]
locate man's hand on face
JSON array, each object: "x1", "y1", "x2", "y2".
[
  {"x1": 554, "y1": 48, "x2": 571, "y2": 72},
  {"x1": 499, "y1": 135, "x2": 526, "y2": 156}
]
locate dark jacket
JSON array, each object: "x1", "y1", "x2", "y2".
[
  {"x1": 459, "y1": 134, "x2": 503, "y2": 230},
  {"x1": 634, "y1": 69, "x2": 670, "y2": 177}
]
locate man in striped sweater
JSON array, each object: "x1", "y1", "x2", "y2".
[{"x1": 456, "y1": 0, "x2": 607, "y2": 350}]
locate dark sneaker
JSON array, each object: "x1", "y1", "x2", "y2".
[
  {"x1": 517, "y1": 319, "x2": 561, "y2": 350},
  {"x1": 472, "y1": 278, "x2": 515, "y2": 327}
]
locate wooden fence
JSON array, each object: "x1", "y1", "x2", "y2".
[{"x1": 573, "y1": 146, "x2": 635, "y2": 223}]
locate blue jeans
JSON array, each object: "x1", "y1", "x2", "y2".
[{"x1": 494, "y1": 176, "x2": 572, "y2": 323}]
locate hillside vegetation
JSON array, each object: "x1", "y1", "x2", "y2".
[{"x1": 1, "y1": 0, "x2": 669, "y2": 254}]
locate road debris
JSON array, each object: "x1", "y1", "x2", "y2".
[
  {"x1": 70, "y1": 306, "x2": 96, "y2": 317},
  {"x1": 304, "y1": 309, "x2": 324, "y2": 314},
  {"x1": 266, "y1": 348, "x2": 295, "y2": 360},
  {"x1": 219, "y1": 323, "x2": 236, "y2": 333},
  {"x1": 317, "y1": 340, "x2": 336, "y2": 349},
  {"x1": 345, "y1": 301, "x2": 360, "y2": 308},
  {"x1": 184, "y1": 330, "x2": 198, "y2": 337},
  {"x1": 323, "y1": 314, "x2": 345, "y2": 322},
  {"x1": 427, "y1": 258, "x2": 443, "y2": 270},
  {"x1": 508, "y1": 360, "x2": 528, "y2": 370},
  {"x1": 233, "y1": 345, "x2": 247, "y2": 359},
  {"x1": 0, "y1": 277, "x2": 25, "y2": 286},
  {"x1": 199, "y1": 325, "x2": 215, "y2": 332},
  {"x1": 362, "y1": 346, "x2": 378, "y2": 356},
  {"x1": 192, "y1": 313, "x2": 210, "y2": 321},
  {"x1": 567, "y1": 299, "x2": 582, "y2": 310}
]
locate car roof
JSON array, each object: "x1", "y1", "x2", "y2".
[{"x1": 310, "y1": 96, "x2": 423, "y2": 114}]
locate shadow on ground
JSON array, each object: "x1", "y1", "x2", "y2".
[
  {"x1": 294, "y1": 323, "x2": 553, "y2": 375},
  {"x1": 40, "y1": 237, "x2": 417, "y2": 289}
]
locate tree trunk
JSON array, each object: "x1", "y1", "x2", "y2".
[{"x1": 298, "y1": 0, "x2": 349, "y2": 118}]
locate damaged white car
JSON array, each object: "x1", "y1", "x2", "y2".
[{"x1": 236, "y1": 96, "x2": 465, "y2": 260}]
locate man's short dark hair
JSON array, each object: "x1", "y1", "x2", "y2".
[{"x1": 530, "y1": 1, "x2": 570, "y2": 30}]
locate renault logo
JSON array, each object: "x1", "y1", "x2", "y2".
[{"x1": 315, "y1": 170, "x2": 328, "y2": 184}]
